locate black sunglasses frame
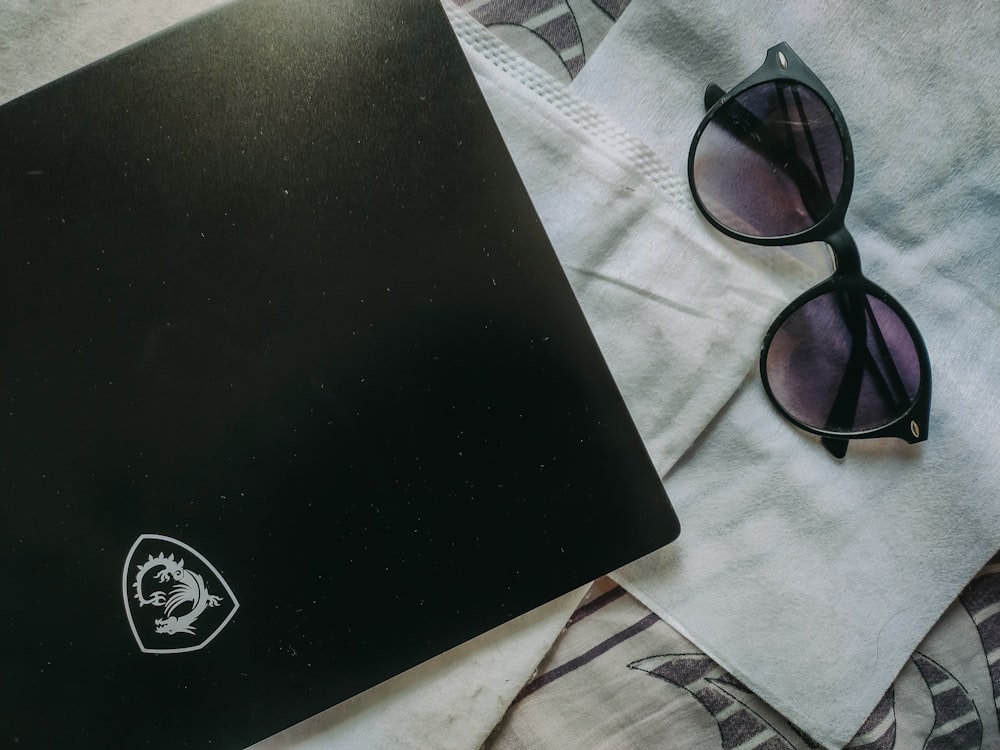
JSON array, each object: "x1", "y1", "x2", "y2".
[{"x1": 687, "y1": 43, "x2": 931, "y2": 458}]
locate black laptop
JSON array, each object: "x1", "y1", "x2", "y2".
[{"x1": 0, "y1": 0, "x2": 679, "y2": 746}]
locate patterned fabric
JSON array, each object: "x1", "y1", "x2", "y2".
[
  {"x1": 484, "y1": 567, "x2": 1000, "y2": 749},
  {"x1": 452, "y1": 0, "x2": 628, "y2": 81}
]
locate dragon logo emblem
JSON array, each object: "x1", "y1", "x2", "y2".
[{"x1": 122, "y1": 534, "x2": 239, "y2": 654}]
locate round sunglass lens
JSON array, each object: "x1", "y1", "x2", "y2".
[
  {"x1": 763, "y1": 289, "x2": 922, "y2": 434},
  {"x1": 692, "y1": 81, "x2": 845, "y2": 238}
]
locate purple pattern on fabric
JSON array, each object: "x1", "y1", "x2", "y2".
[
  {"x1": 696, "y1": 685, "x2": 734, "y2": 714},
  {"x1": 635, "y1": 655, "x2": 796, "y2": 749},
  {"x1": 592, "y1": 0, "x2": 630, "y2": 19},
  {"x1": 565, "y1": 56, "x2": 585, "y2": 78},
  {"x1": 649, "y1": 654, "x2": 716, "y2": 687},
  {"x1": 961, "y1": 556, "x2": 1000, "y2": 613},
  {"x1": 464, "y1": 0, "x2": 557, "y2": 25},
  {"x1": 960, "y1": 557, "x2": 1000, "y2": 733},
  {"x1": 977, "y1": 610, "x2": 1000, "y2": 644},
  {"x1": 913, "y1": 652, "x2": 982, "y2": 750},
  {"x1": 515, "y1": 613, "x2": 659, "y2": 702},
  {"x1": 456, "y1": 0, "x2": 586, "y2": 79},
  {"x1": 566, "y1": 585, "x2": 626, "y2": 626},
  {"x1": 844, "y1": 689, "x2": 895, "y2": 750},
  {"x1": 533, "y1": 16, "x2": 579, "y2": 50},
  {"x1": 718, "y1": 709, "x2": 772, "y2": 749}
]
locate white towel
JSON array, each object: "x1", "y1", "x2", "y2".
[{"x1": 567, "y1": 1, "x2": 1000, "y2": 746}]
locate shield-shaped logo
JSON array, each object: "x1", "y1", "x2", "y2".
[{"x1": 122, "y1": 534, "x2": 239, "y2": 654}]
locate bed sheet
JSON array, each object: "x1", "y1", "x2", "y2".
[{"x1": 486, "y1": 566, "x2": 1000, "y2": 750}]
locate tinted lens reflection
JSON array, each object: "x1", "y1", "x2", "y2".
[
  {"x1": 764, "y1": 289, "x2": 921, "y2": 433},
  {"x1": 692, "y1": 82, "x2": 845, "y2": 238}
]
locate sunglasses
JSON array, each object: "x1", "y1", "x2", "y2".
[{"x1": 687, "y1": 43, "x2": 931, "y2": 458}]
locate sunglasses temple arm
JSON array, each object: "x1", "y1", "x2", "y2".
[
  {"x1": 822, "y1": 435, "x2": 850, "y2": 459},
  {"x1": 821, "y1": 290, "x2": 871, "y2": 459},
  {"x1": 821, "y1": 349, "x2": 885, "y2": 458},
  {"x1": 821, "y1": 292, "x2": 913, "y2": 459},
  {"x1": 822, "y1": 348, "x2": 863, "y2": 459},
  {"x1": 862, "y1": 297, "x2": 911, "y2": 406},
  {"x1": 816, "y1": 240, "x2": 862, "y2": 462}
]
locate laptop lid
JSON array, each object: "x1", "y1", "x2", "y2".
[{"x1": 0, "y1": 0, "x2": 679, "y2": 746}]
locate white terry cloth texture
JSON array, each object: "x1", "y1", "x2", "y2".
[{"x1": 569, "y1": 1, "x2": 1000, "y2": 747}]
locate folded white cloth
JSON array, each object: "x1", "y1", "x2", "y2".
[
  {"x1": 567, "y1": 1, "x2": 1000, "y2": 746},
  {"x1": 447, "y1": 4, "x2": 805, "y2": 472}
]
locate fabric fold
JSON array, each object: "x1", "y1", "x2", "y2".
[{"x1": 448, "y1": 2, "x2": 811, "y2": 473}]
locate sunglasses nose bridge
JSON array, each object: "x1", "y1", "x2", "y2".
[{"x1": 826, "y1": 225, "x2": 862, "y2": 276}]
